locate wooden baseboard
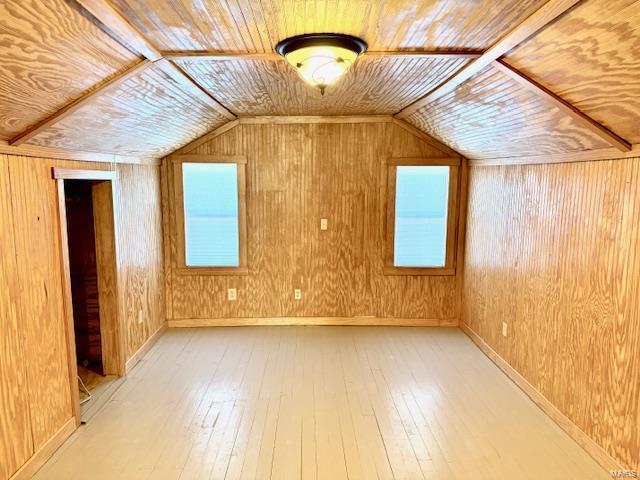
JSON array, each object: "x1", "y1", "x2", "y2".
[
  {"x1": 168, "y1": 317, "x2": 458, "y2": 328},
  {"x1": 125, "y1": 323, "x2": 168, "y2": 374},
  {"x1": 460, "y1": 322, "x2": 622, "y2": 472},
  {"x1": 9, "y1": 417, "x2": 76, "y2": 480}
]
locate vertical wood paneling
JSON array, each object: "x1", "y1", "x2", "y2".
[
  {"x1": 0, "y1": 155, "x2": 165, "y2": 479},
  {"x1": 165, "y1": 122, "x2": 460, "y2": 321},
  {"x1": 463, "y1": 159, "x2": 640, "y2": 470},
  {"x1": 0, "y1": 156, "x2": 33, "y2": 479},
  {"x1": 8, "y1": 157, "x2": 76, "y2": 450},
  {"x1": 115, "y1": 164, "x2": 166, "y2": 358}
]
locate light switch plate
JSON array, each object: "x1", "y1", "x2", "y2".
[
  {"x1": 502, "y1": 322, "x2": 508, "y2": 337},
  {"x1": 320, "y1": 218, "x2": 328, "y2": 230}
]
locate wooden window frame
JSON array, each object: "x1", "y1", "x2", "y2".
[
  {"x1": 172, "y1": 154, "x2": 248, "y2": 276},
  {"x1": 384, "y1": 157, "x2": 461, "y2": 276}
]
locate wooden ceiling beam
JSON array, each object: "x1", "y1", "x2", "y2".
[
  {"x1": 73, "y1": 0, "x2": 236, "y2": 120},
  {"x1": 492, "y1": 60, "x2": 631, "y2": 152},
  {"x1": 72, "y1": 0, "x2": 162, "y2": 61},
  {"x1": 395, "y1": 0, "x2": 581, "y2": 119},
  {"x1": 162, "y1": 50, "x2": 484, "y2": 61},
  {"x1": 10, "y1": 60, "x2": 152, "y2": 146}
]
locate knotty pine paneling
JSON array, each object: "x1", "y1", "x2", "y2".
[
  {"x1": 405, "y1": 64, "x2": 611, "y2": 159},
  {"x1": 109, "y1": 0, "x2": 545, "y2": 52},
  {"x1": 506, "y1": 0, "x2": 640, "y2": 144},
  {"x1": 0, "y1": 155, "x2": 165, "y2": 479},
  {"x1": 174, "y1": 56, "x2": 470, "y2": 116},
  {"x1": 164, "y1": 122, "x2": 461, "y2": 321},
  {"x1": 25, "y1": 65, "x2": 229, "y2": 158},
  {"x1": 0, "y1": 0, "x2": 137, "y2": 140},
  {"x1": 463, "y1": 159, "x2": 640, "y2": 470},
  {"x1": 115, "y1": 164, "x2": 166, "y2": 359}
]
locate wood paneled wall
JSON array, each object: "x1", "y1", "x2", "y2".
[
  {"x1": 463, "y1": 158, "x2": 640, "y2": 470},
  {"x1": 115, "y1": 164, "x2": 165, "y2": 359},
  {"x1": 0, "y1": 156, "x2": 165, "y2": 480},
  {"x1": 163, "y1": 122, "x2": 462, "y2": 322}
]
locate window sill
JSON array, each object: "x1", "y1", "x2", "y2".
[
  {"x1": 383, "y1": 266, "x2": 455, "y2": 276},
  {"x1": 176, "y1": 267, "x2": 249, "y2": 276}
]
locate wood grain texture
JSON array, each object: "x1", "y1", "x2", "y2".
[
  {"x1": 395, "y1": 0, "x2": 581, "y2": 118},
  {"x1": 25, "y1": 64, "x2": 229, "y2": 158},
  {"x1": 115, "y1": 164, "x2": 166, "y2": 359},
  {"x1": 492, "y1": 60, "x2": 631, "y2": 152},
  {"x1": 174, "y1": 56, "x2": 470, "y2": 115},
  {"x1": 92, "y1": 181, "x2": 122, "y2": 375},
  {"x1": 163, "y1": 122, "x2": 463, "y2": 321},
  {"x1": 405, "y1": 64, "x2": 611, "y2": 159},
  {"x1": 506, "y1": 0, "x2": 640, "y2": 144},
  {"x1": 0, "y1": 0, "x2": 137, "y2": 141},
  {"x1": 108, "y1": 0, "x2": 547, "y2": 52},
  {"x1": 463, "y1": 159, "x2": 640, "y2": 470},
  {"x1": 0, "y1": 157, "x2": 33, "y2": 480},
  {"x1": 0, "y1": 155, "x2": 165, "y2": 479}
]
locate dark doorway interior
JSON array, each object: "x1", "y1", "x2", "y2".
[{"x1": 65, "y1": 180, "x2": 103, "y2": 376}]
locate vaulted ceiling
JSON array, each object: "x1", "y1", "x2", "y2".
[{"x1": 1, "y1": 0, "x2": 638, "y2": 161}]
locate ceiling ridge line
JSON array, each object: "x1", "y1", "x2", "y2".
[{"x1": 394, "y1": 0, "x2": 582, "y2": 120}]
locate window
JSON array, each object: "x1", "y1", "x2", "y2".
[
  {"x1": 174, "y1": 156, "x2": 248, "y2": 275},
  {"x1": 385, "y1": 158, "x2": 460, "y2": 275}
]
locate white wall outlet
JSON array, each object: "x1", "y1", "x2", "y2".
[
  {"x1": 502, "y1": 322, "x2": 508, "y2": 337},
  {"x1": 320, "y1": 218, "x2": 328, "y2": 231},
  {"x1": 137, "y1": 310, "x2": 144, "y2": 325},
  {"x1": 228, "y1": 288, "x2": 237, "y2": 301},
  {"x1": 294, "y1": 289, "x2": 302, "y2": 300}
]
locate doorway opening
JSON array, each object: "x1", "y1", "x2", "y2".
[
  {"x1": 64, "y1": 180, "x2": 113, "y2": 410},
  {"x1": 54, "y1": 169, "x2": 123, "y2": 424}
]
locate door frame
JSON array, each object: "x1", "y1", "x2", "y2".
[{"x1": 52, "y1": 168, "x2": 122, "y2": 426}]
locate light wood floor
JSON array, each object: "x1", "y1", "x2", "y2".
[{"x1": 35, "y1": 327, "x2": 609, "y2": 480}]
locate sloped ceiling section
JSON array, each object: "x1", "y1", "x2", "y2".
[
  {"x1": 107, "y1": 0, "x2": 547, "y2": 52},
  {"x1": 0, "y1": 0, "x2": 137, "y2": 140},
  {"x1": 404, "y1": 64, "x2": 611, "y2": 159},
  {"x1": 172, "y1": 56, "x2": 471, "y2": 116},
  {"x1": 0, "y1": 0, "x2": 639, "y2": 160},
  {"x1": 25, "y1": 63, "x2": 229, "y2": 158},
  {"x1": 505, "y1": 0, "x2": 640, "y2": 144}
]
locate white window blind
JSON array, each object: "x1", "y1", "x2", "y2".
[
  {"x1": 394, "y1": 165, "x2": 450, "y2": 267},
  {"x1": 182, "y1": 163, "x2": 239, "y2": 267}
]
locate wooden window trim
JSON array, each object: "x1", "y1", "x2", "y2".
[
  {"x1": 173, "y1": 155, "x2": 248, "y2": 276},
  {"x1": 384, "y1": 158, "x2": 460, "y2": 276}
]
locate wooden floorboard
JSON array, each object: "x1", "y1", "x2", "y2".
[{"x1": 33, "y1": 327, "x2": 609, "y2": 480}]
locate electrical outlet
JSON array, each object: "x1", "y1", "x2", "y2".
[
  {"x1": 228, "y1": 288, "x2": 237, "y2": 301},
  {"x1": 320, "y1": 218, "x2": 328, "y2": 231},
  {"x1": 502, "y1": 322, "x2": 508, "y2": 337},
  {"x1": 294, "y1": 289, "x2": 302, "y2": 300}
]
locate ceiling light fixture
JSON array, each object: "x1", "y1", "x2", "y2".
[{"x1": 276, "y1": 33, "x2": 368, "y2": 95}]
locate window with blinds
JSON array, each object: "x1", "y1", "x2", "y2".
[
  {"x1": 182, "y1": 163, "x2": 240, "y2": 267},
  {"x1": 393, "y1": 165, "x2": 450, "y2": 267}
]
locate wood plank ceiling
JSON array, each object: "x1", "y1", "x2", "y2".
[{"x1": 0, "y1": 0, "x2": 638, "y2": 160}]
